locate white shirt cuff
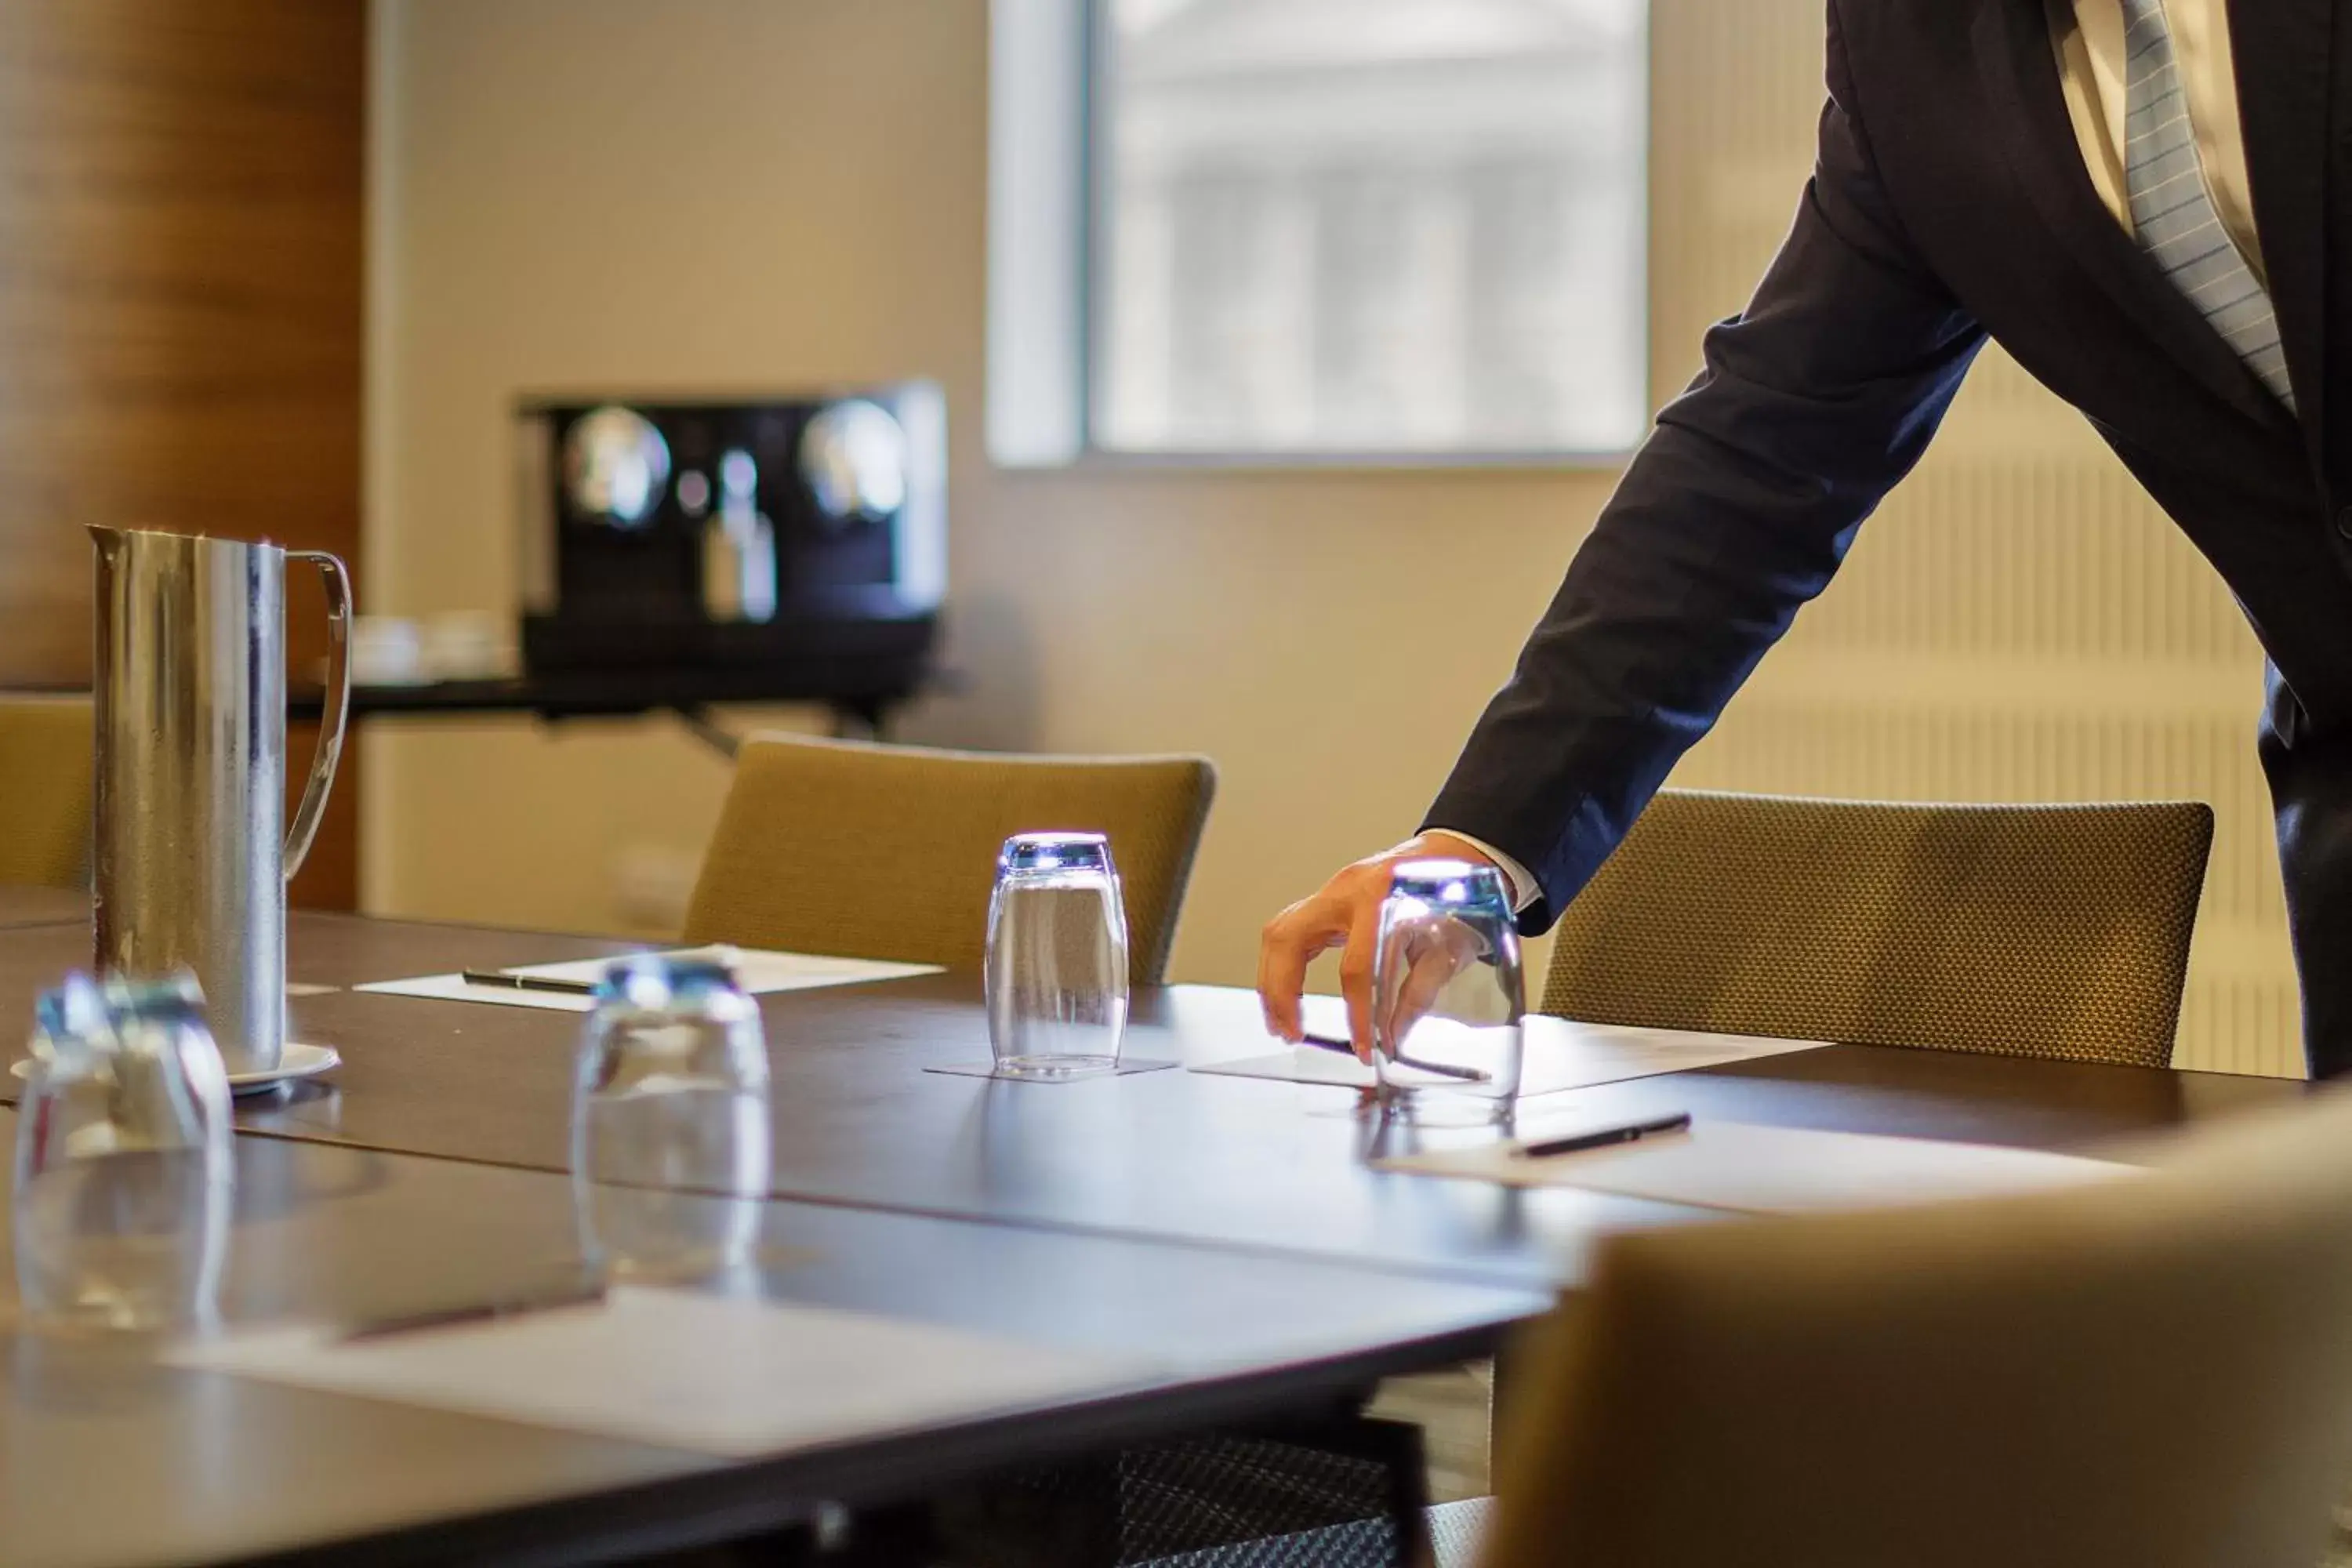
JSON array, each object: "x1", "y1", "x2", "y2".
[{"x1": 1422, "y1": 829, "x2": 1541, "y2": 915}]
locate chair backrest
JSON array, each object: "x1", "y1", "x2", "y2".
[
  {"x1": 1480, "y1": 1089, "x2": 2352, "y2": 1568},
  {"x1": 681, "y1": 733, "x2": 1217, "y2": 983},
  {"x1": 0, "y1": 695, "x2": 92, "y2": 888},
  {"x1": 1540, "y1": 790, "x2": 2212, "y2": 1067}
]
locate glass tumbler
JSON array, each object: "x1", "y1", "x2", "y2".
[
  {"x1": 571, "y1": 953, "x2": 773, "y2": 1280},
  {"x1": 13, "y1": 972, "x2": 234, "y2": 1331},
  {"x1": 985, "y1": 832, "x2": 1130, "y2": 1078},
  {"x1": 1371, "y1": 860, "x2": 1525, "y2": 1108}
]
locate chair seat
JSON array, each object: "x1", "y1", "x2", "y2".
[
  {"x1": 1540, "y1": 791, "x2": 2213, "y2": 1069},
  {"x1": 681, "y1": 733, "x2": 1215, "y2": 984}
]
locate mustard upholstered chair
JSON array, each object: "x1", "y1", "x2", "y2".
[
  {"x1": 0, "y1": 695, "x2": 92, "y2": 888},
  {"x1": 682, "y1": 733, "x2": 1216, "y2": 983},
  {"x1": 1479, "y1": 1088, "x2": 2352, "y2": 1568},
  {"x1": 1540, "y1": 790, "x2": 2213, "y2": 1067}
]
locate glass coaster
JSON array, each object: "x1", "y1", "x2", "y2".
[{"x1": 924, "y1": 1058, "x2": 1179, "y2": 1083}]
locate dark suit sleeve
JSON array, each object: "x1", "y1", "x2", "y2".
[{"x1": 1421, "y1": 5, "x2": 1985, "y2": 934}]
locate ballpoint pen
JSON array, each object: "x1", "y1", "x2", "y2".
[
  {"x1": 1516, "y1": 1112, "x2": 1692, "y2": 1160},
  {"x1": 459, "y1": 969, "x2": 598, "y2": 996},
  {"x1": 1299, "y1": 1030, "x2": 1493, "y2": 1083}
]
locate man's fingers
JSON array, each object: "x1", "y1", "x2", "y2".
[
  {"x1": 1261, "y1": 833, "x2": 1510, "y2": 1060},
  {"x1": 1374, "y1": 916, "x2": 1487, "y2": 1053},
  {"x1": 1338, "y1": 894, "x2": 1384, "y2": 1062},
  {"x1": 1257, "y1": 896, "x2": 1346, "y2": 1040},
  {"x1": 1387, "y1": 934, "x2": 1465, "y2": 1044}
]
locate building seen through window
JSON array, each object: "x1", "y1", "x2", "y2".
[{"x1": 1094, "y1": 0, "x2": 1647, "y2": 456}]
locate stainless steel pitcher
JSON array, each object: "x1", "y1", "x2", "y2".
[{"x1": 90, "y1": 527, "x2": 353, "y2": 1074}]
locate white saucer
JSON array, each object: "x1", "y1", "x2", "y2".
[{"x1": 11, "y1": 1041, "x2": 341, "y2": 1098}]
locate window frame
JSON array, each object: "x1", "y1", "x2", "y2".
[{"x1": 986, "y1": 0, "x2": 1651, "y2": 471}]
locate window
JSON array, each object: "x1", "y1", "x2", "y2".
[{"x1": 989, "y1": 0, "x2": 1649, "y2": 465}]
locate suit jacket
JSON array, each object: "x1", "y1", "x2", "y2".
[{"x1": 1426, "y1": 0, "x2": 2352, "y2": 933}]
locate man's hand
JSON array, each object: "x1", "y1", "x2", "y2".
[
  {"x1": 1257, "y1": 832, "x2": 1501, "y2": 1061},
  {"x1": 1378, "y1": 912, "x2": 1489, "y2": 1056}
]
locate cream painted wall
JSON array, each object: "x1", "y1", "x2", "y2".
[
  {"x1": 372, "y1": 0, "x2": 2298, "y2": 1073},
  {"x1": 367, "y1": 0, "x2": 1614, "y2": 975}
]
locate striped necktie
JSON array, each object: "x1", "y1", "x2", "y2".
[{"x1": 2121, "y1": 0, "x2": 2296, "y2": 410}]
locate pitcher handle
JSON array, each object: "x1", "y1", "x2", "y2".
[{"x1": 285, "y1": 550, "x2": 354, "y2": 883}]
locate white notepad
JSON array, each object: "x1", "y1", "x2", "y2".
[
  {"x1": 1374, "y1": 1119, "x2": 2132, "y2": 1214},
  {"x1": 354, "y1": 946, "x2": 942, "y2": 1013},
  {"x1": 169, "y1": 1287, "x2": 1157, "y2": 1457},
  {"x1": 1192, "y1": 1012, "x2": 1824, "y2": 1096}
]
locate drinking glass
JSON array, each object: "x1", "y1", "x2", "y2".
[
  {"x1": 1371, "y1": 860, "x2": 1524, "y2": 1108},
  {"x1": 985, "y1": 832, "x2": 1130, "y2": 1077},
  {"x1": 571, "y1": 952, "x2": 772, "y2": 1280},
  {"x1": 13, "y1": 972, "x2": 234, "y2": 1331}
]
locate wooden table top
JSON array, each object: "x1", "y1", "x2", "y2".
[
  {"x1": 0, "y1": 912, "x2": 2313, "y2": 1566},
  {"x1": 0, "y1": 916, "x2": 1710, "y2": 1290},
  {"x1": 0, "y1": 1109, "x2": 1546, "y2": 1568},
  {"x1": 0, "y1": 913, "x2": 2307, "y2": 1292}
]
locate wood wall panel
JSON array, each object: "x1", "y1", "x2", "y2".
[{"x1": 0, "y1": 1, "x2": 365, "y2": 907}]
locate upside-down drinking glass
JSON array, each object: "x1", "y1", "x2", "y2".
[
  {"x1": 1371, "y1": 860, "x2": 1524, "y2": 1109},
  {"x1": 571, "y1": 952, "x2": 772, "y2": 1280},
  {"x1": 986, "y1": 833, "x2": 1130, "y2": 1077},
  {"x1": 13, "y1": 972, "x2": 234, "y2": 1331}
]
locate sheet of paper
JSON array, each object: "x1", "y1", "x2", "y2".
[
  {"x1": 1196, "y1": 1045, "x2": 1384, "y2": 1088},
  {"x1": 1375, "y1": 1119, "x2": 2132, "y2": 1214},
  {"x1": 354, "y1": 946, "x2": 943, "y2": 1012},
  {"x1": 1192, "y1": 1011, "x2": 1823, "y2": 1096},
  {"x1": 169, "y1": 1287, "x2": 1157, "y2": 1458}
]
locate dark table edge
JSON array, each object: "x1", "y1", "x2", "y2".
[{"x1": 214, "y1": 1319, "x2": 1529, "y2": 1568}]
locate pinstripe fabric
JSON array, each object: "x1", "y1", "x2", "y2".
[{"x1": 2122, "y1": 0, "x2": 2295, "y2": 408}]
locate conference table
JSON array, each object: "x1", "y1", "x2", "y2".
[
  {"x1": 0, "y1": 1113, "x2": 1541, "y2": 1567},
  {"x1": 0, "y1": 906, "x2": 2311, "y2": 1566}
]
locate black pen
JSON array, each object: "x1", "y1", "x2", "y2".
[
  {"x1": 339, "y1": 1279, "x2": 608, "y2": 1343},
  {"x1": 459, "y1": 969, "x2": 598, "y2": 996},
  {"x1": 1517, "y1": 1112, "x2": 1692, "y2": 1160},
  {"x1": 1300, "y1": 1030, "x2": 1494, "y2": 1084}
]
